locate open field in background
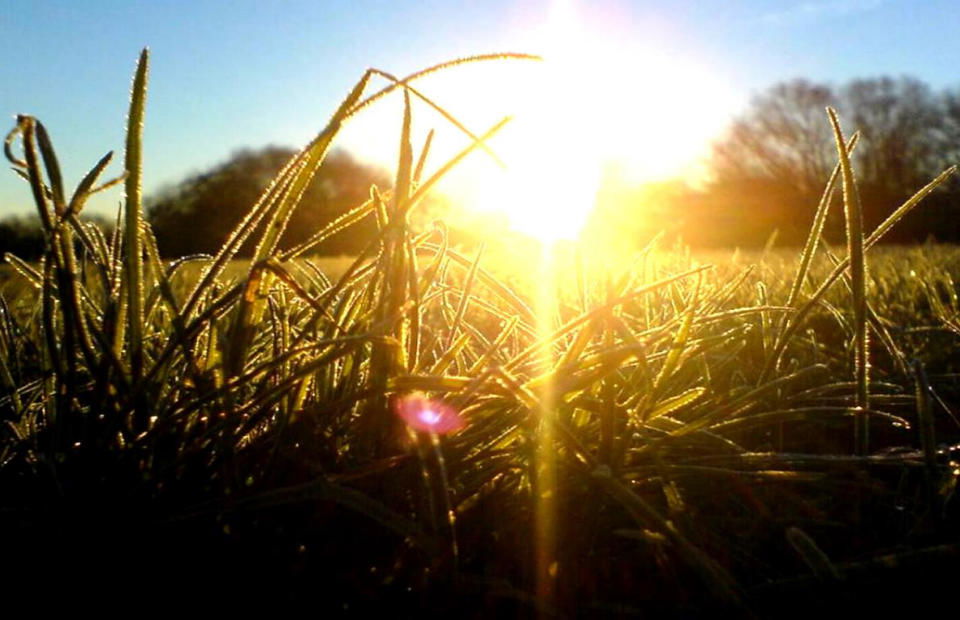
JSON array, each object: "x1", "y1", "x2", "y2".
[{"x1": 3, "y1": 50, "x2": 960, "y2": 617}]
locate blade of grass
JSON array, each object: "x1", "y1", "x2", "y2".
[
  {"x1": 759, "y1": 164, "x2": 957, "y2": 384},
  {"x1": 123, "y1": 48, "x2": 149, "y2": 383},
  {"x1": 827, "y1": 107, "x2": 869, "y2": 456}
]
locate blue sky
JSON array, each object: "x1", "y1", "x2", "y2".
[{"x1": 2, "y1": 0, "x2": 960, "y2": 218}]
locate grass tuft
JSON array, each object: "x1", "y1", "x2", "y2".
[{"x1": 1, "y1": 50, "x2": 959, "y2": 616}]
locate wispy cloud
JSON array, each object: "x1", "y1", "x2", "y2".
[{"x1": 760, "y1": 0, "x2": 886, "y2": 25}]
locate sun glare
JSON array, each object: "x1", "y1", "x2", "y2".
[
  {"x1": 339, "y1": 1, "x2": 739, "y2": 244},
  {"x1": 458, "y1": 3, "x2": 738, "y2": 243}
]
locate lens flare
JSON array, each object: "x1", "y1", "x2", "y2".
[{"x1": 395, "y1": 393, "x2": 466, "y2": 434}]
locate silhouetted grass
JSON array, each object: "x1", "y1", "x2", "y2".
[{"x1": 1, "y1": 50, "x2": 959, "y2": 616}]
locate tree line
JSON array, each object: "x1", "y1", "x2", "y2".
[
  {"x1": 3, "y1": 74, "x2": 960, "y2": 259},
  {"x1": 147, "y1": 147, "x2": 390, "y2": 257},
  {"x1": 676, "y1": 75, "x2": 960, "y2": 246},
  {"x1": 0, "y1": 147, "x2": 389, "y2": 260}
]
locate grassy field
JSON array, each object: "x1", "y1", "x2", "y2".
[{"x1": 2, "y1": 51, "x2": 960, "y2": 616}]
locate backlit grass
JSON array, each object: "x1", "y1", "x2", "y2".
[{"x1": 2, "y1": 50, "x2": 960, "y2": 616}]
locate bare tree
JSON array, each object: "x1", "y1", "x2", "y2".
[
  {"x1": 843, "y1": 77, "x2": 944, "y2": 197},
  {"x1": 710, "y1": 79, "x2": 838, "y2": 200},
  {"x1": 706, "y1": 75, "x2": 959, "y2": 242}
]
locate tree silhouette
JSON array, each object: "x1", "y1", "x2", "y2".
[
  {"x1": 0, "y1": 214, "x2": 115, "y2": 262},
  {"x1": 711, "y1": 79, "x2": 838, "y2": 202},
  {"x1": 705, "y1": 76, "x2": 960, "y2": 244},
  {"x1": 147, "y1": 146, "x2": 389, "y2": 257},
  {"x1": 0, "y1": 216, "x2": 47, "y2": 261}
]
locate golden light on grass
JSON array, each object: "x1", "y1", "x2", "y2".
[
  {"x1": 8, "y1": 40, "x2": 960, "y2": 614},
  {"x1": 533, "y1": 247, "x2": 560, "y2": 608}
]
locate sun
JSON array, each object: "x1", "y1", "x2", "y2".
[
  {"x1": 455, "y1": 2, "x2": 739, "y2": 243},
  {"x1": 338, "y1": 1, "x2": 739, "y2": 245},
  {"x1": 469, "y1": 54, "x2": 603, "y2": 243}
]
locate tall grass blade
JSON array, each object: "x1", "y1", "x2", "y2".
[
  {"x1": 226, "y1": 70, "x2": 372, "y2": 376},
  {"x1": 413, "y1": 128, "x2": 434, "y2": 184},
  {"x1": 34, "y1": 122, "x2": 65, "y2": 213},
  {"x1": 783, "y1": 134, "x2": 858, "y2": 311},
  {"x1": 66, "y1": 151, "x2": 114, "y2": 216},
  {"x1": 760, "y1": 164, "x2": 957, "y2": 384},
  {"x1": 447, "y1": 242, "x2": 484, "y2": 350},
  {"x1": 828, "y1": 107, "x2": 868, "y2": 455},
  {"x1": 123, "y1": 48, "x2": 149, "y2": 383}
]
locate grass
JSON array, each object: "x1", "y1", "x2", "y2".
[{"x1": 2, "y1": 50, "x2": 960, "y2": 616}]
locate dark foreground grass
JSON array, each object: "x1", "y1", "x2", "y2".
[{"x1": 2, "y1": 51, "x2": 960, "y2": 616}]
